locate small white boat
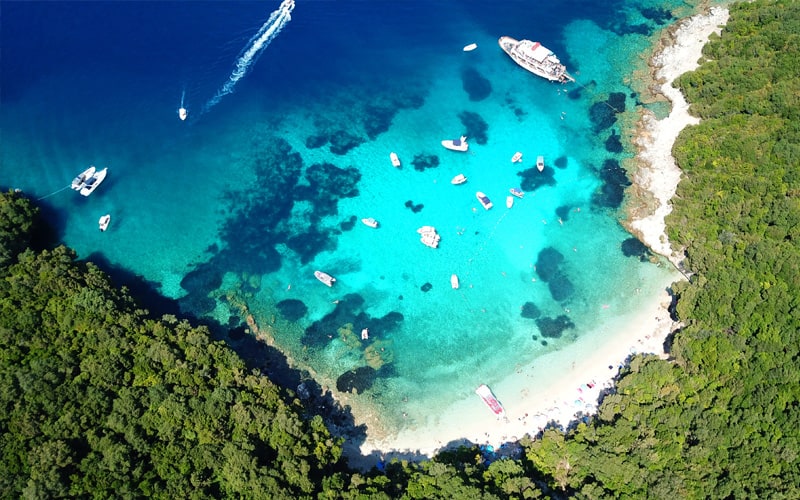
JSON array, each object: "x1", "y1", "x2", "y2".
[
  {"x1": 450, "y1": 274, "x2": 459, "y2": 289},
  {"x1": 417, "y1": 226, "x2": 440, "y2": 248},
  {"x1": 510, "y1": 187, "x2": 525, "y2": 198},
  {"x1": 80, "y1": 167, "x2": 108, "y2": 197},
  {"x1": 420, "y1": 233, "x2": 440, "y2": 248},
  {"x1": 71, "y1": 165, "x2": 96, "y2": 191},
  {"x1": 390, "y1": 152, "x2": 400, "y2": 167},
  {"x1": 475, "y1": 384, "x2": 506, "y2": 418},
  {"x1": 506, "y1": 196, "x2": 514, "y2": 208},
  {"x1": 178, "y1": 107, "x2": 188, "y2": 121},
  {"x1": 441, "y1": 136, "x2": 468, "y2": 152},
  {"x1": 98, "y1": 214, "x2": 111, "y2": 232},
  {"x1": 361, "y1": 328, "x2": 369, "y2": 340},
  {"x1": 476, "y1": 191, "x2": 493, "y2": 210},
  {"x1": 314, "y1": 270, "x2": 336, "y2": 287},
  {"x1": 511, "y1": 152, "x2": 523, "y2": 163},
  {"x1": 361, "y1": 217, "x2": 379, "y2": 228},
  {"x1": 451, "y1": 174, "x2": 467, "y2": 185},
  {"x1": 537, "y1": 155, "x2": 545, "y2": 172},
  {"x1": 463, "y1": 43, "x2": 478, "y2": 52}
]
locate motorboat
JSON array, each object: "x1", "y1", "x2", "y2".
[
  {"x1": 475, "y1": 384, "x2": 506, "y2": 418},
  {"x1": 506, "y1": 196, "x2": 514, "y2": 208},
  {"x1": 71, "y1": 165, "x2": 96, "y2": 191},
  {"x1": 178, "y1": 107, "x2": 188, "y2": 121},
  {"x1": 510, "y1": 187, "x2": 525, "y2": 198},
  {"x1": 442, "y1": 136, "x2": 468, "y2": 152},
  {"x1": 361, "y1": 217, "x2": 379, "y2": 228},
  {"x1": 450, "y1": 274, "x2": 459, "y2": 289},
  {"x1": 476, "y1": 191, "x2": 493, "y2": 210},
  {"x1": 498, "y1": 36, "x2": 575, "y2": 83},
  {"x1": 420, "y1": 233, "x2": 440, "y2": 248},
  {"x1": 451, "y1": 174, "x2": 468, "y2": 185},
  {"x1": 361, "y1": 328, "x2": 369, "y2": 340},
  {"x1": 80, "y1": 167, "x2": 108, "y2": 196},
  {"x1": 463, "y1": 43, "x2": 478, "y2": 52},
  {"x1": 511, "y1": 152, "x2": 523, "y2": 163},
  {"x1": 98, "y1": 214, "x2": 111, "y2": 232},
  {"x1": 537, "y1": 155, "x2": 545, "y2": 172},
  {"x1": 417, "y1": 226, "x2": 440, "y2": 248},
  {"x1": 390, "y1": 152, "x2": 400, "y2": 167},
  {"x1": 314, "y1": 270, "x2": 336, "y2": 287}
]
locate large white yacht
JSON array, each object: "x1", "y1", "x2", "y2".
[{"x1": 498, "y1": 36, "x2": 575, "y2": 83}]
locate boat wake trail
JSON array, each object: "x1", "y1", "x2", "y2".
[{"x1": 202, "y1": 0, "x2": 295, "y2": 114}]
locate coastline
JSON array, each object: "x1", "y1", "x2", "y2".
[
  {"x1": 342, "y1": 6, "x2": 731, "y2": 470},
  {"x1": 627, "y1": 6, "x2": 730, "y2": 267},
  {"x1": 346, "y1": 284, "x2": 678, "y2": 469}
]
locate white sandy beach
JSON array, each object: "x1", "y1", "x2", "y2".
[
  {"x1": 341, "y1": 7, "x2": 730, "y2": 470},
  {"x1": 349, "y1": 286, "x2": 678, "y2": 467}
]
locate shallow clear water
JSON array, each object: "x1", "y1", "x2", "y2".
[{"x1": 1, "y1": 0, "x2": 690, "y2": 442}]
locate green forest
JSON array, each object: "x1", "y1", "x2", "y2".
[{"x1": 1, "y1": 0, "x2": 798, "y2": 497}]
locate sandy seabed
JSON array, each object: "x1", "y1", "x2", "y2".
[{"x1": 342, "y1": 6, "x2": 731, "y2": 470}]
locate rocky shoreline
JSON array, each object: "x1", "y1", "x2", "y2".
[{"x1": 626, "y1": 6, "x2": 730, "y2": 269}]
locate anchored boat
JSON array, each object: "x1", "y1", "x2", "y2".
[
  {"x1": 451, "y1": 174, "x2": 468, "y2": 185},
  {"x1": 71, "y1": 165, "x2": 96, "y2": 191},
  {"x1": 498, "y1": 36, "x2": 575, "y2": 83},
  {"x1": 476, "y1": 191, "x2": 493, "y2": 210},
  {"x1": 475, "y1": 384, "x2": 506, "y2": 418},
  {"x1": 442, "y1": 136, "x2": 469, "y2": 152},
  {"x1": 314, "y1": 270, "x2": 336, "y2": 287},
  {"x1": 80, "y1": 167, "x2": 108, "y2": 197}
]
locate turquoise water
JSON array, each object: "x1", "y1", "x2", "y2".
[{"x1": 1, "y1": 1, "x2": 690, "y2": 444}]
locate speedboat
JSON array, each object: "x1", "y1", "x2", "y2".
[
  {"x1": 476, "y1": 191, "x2": 493, "y2": 210},
  {"x1": 80, "y1": 167, "x2": 108, "y2": 196},
  {"x1": 442, "y1": 136, "x2": 468, "y2": 152},
  {"x1": 510, "y1": 187, "x2": 525, "y2": 198},
  {"x1": 537, "y1": 155, "x2": 545, "y2": 172},
  {"x1": 451, "y1": 174, "x2": 467, "y2": 185},
  {"x1": 511, "y1": 152, "x2": 523, "y2": 163},
  {"x1": 450, "y1": 274, "x2": 459, "y2": 289},
  {"x1": 463, "y1": 43, "x2": 478, "y2": 52},
  {"x1": 178, "y1": 107, "x2": 188, "y2": 121},
  {"x1": 390, "y1": 152, "x2": 400, "y2": 167},
  {"x1": 498, "y1": 36, "x2": 575, "y2": 83},
  {"x1": 314, "y1": 270, "x2": 336, "y2": 287},
  {"x1": 71, "y1": 166, "x2": 96, "y2": 191},
  {"x1": 98, "y1": 214, "x2": 111, "y2": 232},
  {"x1": 361, "y1": 328, "x2": 369, "y2": 340},
  {"x1": 506, "y1": 196, "x2": 514, "y2": 208},
  {"x1": 475, "y1": 384, "x2": 506, "y2": 418},
  {"x1": 361, "y1": 217, "x2": 379, "y2": 228}
]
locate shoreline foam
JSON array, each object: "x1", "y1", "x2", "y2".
[{"x1": 340, "y1": 6, "x2": 731, "y2": 470}]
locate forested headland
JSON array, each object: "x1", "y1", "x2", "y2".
[{"x1": 1, "y1": 0, "x2": 798, "y2": 497}]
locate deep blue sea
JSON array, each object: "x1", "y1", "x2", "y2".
[{"x1": 1, "y1": 0, "x2": 692, "y2": 448}]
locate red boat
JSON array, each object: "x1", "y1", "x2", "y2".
[{"x1": 475, "y1": 384, "x2": 506, "y2": 418}]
